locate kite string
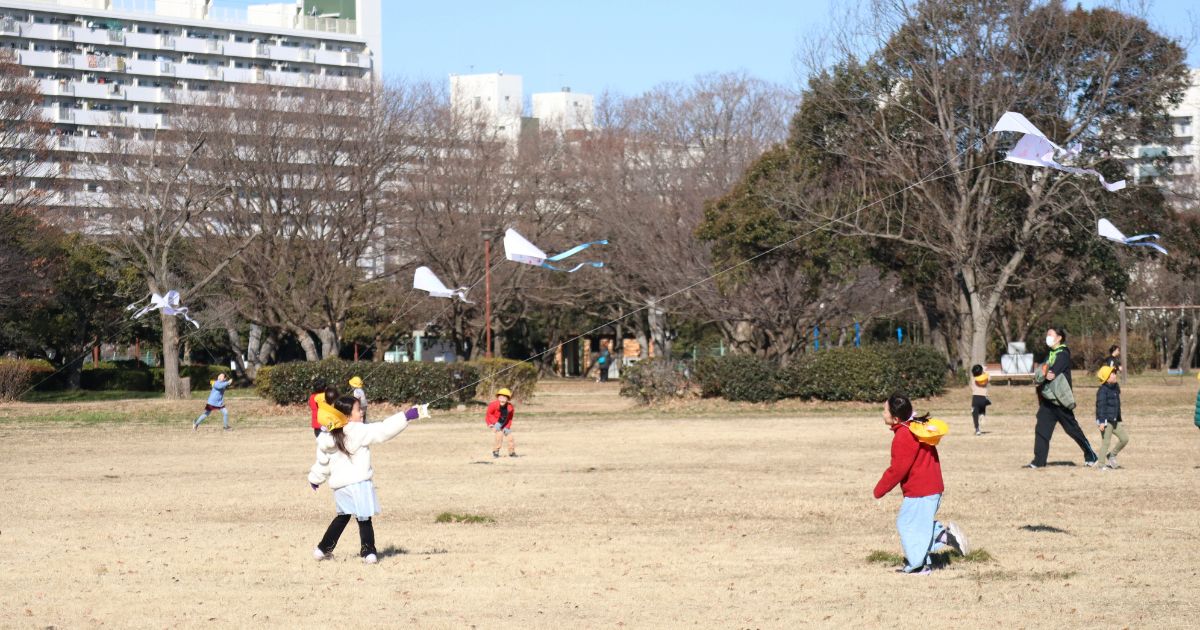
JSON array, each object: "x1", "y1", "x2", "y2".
[{"x1": 421, "y1": 149, "x2": 999, "y2": 408}]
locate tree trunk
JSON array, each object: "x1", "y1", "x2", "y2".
[
  {"x1": 646, "y1": 299, "x2": 669, "y2": 358},
  {"x1": 373, "y1": 332, "x2": 386, "y2": 362},
  {"x1": 161, "y1": 312, "x2": 186, "y2": 399},
  {"x1": 294, "y1": 327, "x2": 320, "y2": 361},
  {"x1": 226, "y1": 326, "x2": 249, "y2": 381},
  {"x1": 317, "y1": 326, "x2": 339, "y2": 360}
]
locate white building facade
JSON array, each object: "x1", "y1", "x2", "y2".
[
  {"x1": 1132, "y1": 68, "x2": 1200, "y2": 209},
  {"x1": 449, "y1": 71, "x2": 524, "y2": 142},
  {"x1": 0, "y1": 0, "x2": 380, "y2": 215},
  {"x1": 531, "y1": 87, "x2": 593, "y2": 133}
]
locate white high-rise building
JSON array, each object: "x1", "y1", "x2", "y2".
[
  {"x1": 449, "y1": 71, "x2": 523, "y2": 142},
  {"x1": 0, "y1": 0, "x2": 381, "y2": 217},
  {"x1": 532, "y1": 87, "x2": 593, "y2": 133},
  {"x1": 1131, "y1": 68, "x2": 1200, "y2": 210}
]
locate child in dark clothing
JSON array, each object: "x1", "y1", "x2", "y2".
[
  {"x1": 1095, "y1": 366, "x2": 1128, "y2": 469},
  {"x1": 970, "y1": 364, "x2": 991, "y2": 436},
  {"x1": 874, "y1": 393, "x2": 969, "y2": 574}
]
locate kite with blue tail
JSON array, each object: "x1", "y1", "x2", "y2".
[
  {"x1": 1098, "y1": 218, "x2": 1168, "y2": 255},
  {"x1": 503, "y1": 228, "x2": 608, "y2": 272}
]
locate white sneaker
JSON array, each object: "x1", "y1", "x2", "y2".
[
  {"x1": 943, "y1": 521, "x2": 970, "y2": 556},
  {"x1": 362, "y1": 553, "x2": 378, "y2": 565},
  {"x1": 312, "y1": 547, "x2": 331, "y2": 561}
]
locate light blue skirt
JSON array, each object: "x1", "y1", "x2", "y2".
[{"x1": 334, "y1": 480, "x2": 380, "y2": 520}]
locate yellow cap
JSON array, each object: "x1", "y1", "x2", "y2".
[
  {"x1": 316, "y1": 396, "x2": 348, "y2": 431},
  {"x1": 349, "y1": 376, "x2": 364, "y2": 389},
  {"x1": 497, "y1": 388, "x2": 513, "y2": 398},
  {"x1": 1096, "y1": 365, "x2": 1116, "y2": 384},
  {"x1": 908, "y1": 418, "x2": 949, "y2": 446}
]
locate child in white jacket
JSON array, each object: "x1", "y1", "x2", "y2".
[{"x1": 309, "y1": 396, "x2": 429, "y2": 564}]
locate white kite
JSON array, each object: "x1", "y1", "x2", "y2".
[
  {"x1": 1098, "y1": 218, "x2": 1167, "y2": 255},
  {"x1": 991, "y1": 112, "x2": 1126, "y2": 192},
  {"x1": 503, "y1": 228, "x2": 608, "y2": 272},
  {"x1": 126, "y1": 290, "x2": 200, "y2": 328},
  {"x1": 413, "y1": 266, "x2": 472, "y2": 303}
]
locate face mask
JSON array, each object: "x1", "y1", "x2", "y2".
[{"x1": 1046, "y1": 336, "x2": 1057, "y2": 348}]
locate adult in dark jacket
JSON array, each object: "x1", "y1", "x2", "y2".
[{"x1": 1027, "y1": 326, "x2": 1098, "y2": 468}]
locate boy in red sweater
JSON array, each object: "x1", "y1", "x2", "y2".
[
  {"x1": 486, "y1": 388, "x2": 516, "y2": 458},
  {"x1": 874, "y1": 393, "x2": 969, "y2": 574}
]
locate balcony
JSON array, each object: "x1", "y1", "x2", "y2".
[
  {"x1": 106, "y1": 29, "x2": 125, "y2": 43},
  {"x1": 39, "y1": 78, "x2": 74, "y2": 96},
  {"x1": 0, "y1": 18, "x2": 20, "y2": 35},
  {"x1": 159, "y1": 61, "x2": 175, "y2": 75},
  {"x1": 255, "y1": 43, "x2": 271, "y2": 57},
  {"x1": 159, "y1": 34, "x2": 176, "y2": 49}
]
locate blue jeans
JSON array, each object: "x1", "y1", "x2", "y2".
[
  {"x1": 897, "y1": 494, "x2": 947, "y2": 572},
  {"x1": 195, "y1": 407, "x2": 229, "y2": 429}
]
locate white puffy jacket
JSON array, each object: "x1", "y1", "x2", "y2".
[{"x1": 308, "y1": 410, "x2": 410, "y2": 490}]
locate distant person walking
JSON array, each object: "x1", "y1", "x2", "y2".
[
  {"x1": 1027, "y1": 326, "x2": 1098, "y2": 469},
  {"x1": 596, "y1": 348, "x2": 613, "y2": 383}
]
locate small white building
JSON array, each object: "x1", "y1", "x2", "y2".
[
  {"x1": 449, "y1": 71, "x2": 523, "y2": 142},
  {"x1": 1131, "y1": 68, "x2": 1200, "y2": 210},
  {"x1": 532, "y1": 87, "x2": 593, "y2": 133}
]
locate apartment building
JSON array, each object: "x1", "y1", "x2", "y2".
[
  {"x1": 1131, "y1": 68, "x2": 1200, "y2": 210},
  {"x1": 0, "y1": 0, "x2": 381, "y2": 215}
]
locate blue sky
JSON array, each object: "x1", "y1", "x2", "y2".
[{"x1": 219, "y1": 1, "x2": 1198, "y2": 97}]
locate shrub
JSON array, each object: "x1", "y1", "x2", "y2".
[
  {"x1": 254, "y1": 365, "x2": 273, "y2": 399},
  {"x1": 262, "y1": 359, "x2": 479, "y2": 409},
  {"x1": 148, "y1": 365, "x2": 226, "y2": 391},
  {"x1": 466, "y1": 358, "x2": 539, "y2": 401},
  {"x1": 694, "y1": 354, "x2": 786, "y2": 401},
  {"x1": 781, "y1": 345, "x2": 947, "y2": 403},
  {"x1": 620, "y1": 358, "x2": 692, "y2": 404},
  {"x1": 0, "y1": 359, "x2": 35, "y2": 402},
  {"x1": 80, "y1": 367, "x2": 152, "y2": 391}
]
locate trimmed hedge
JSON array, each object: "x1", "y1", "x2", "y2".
[
  {"x1": 80, "y1": 367, "x2": 152, "y2": 391},
  {"x1": 624, "y1": 345, "x2": 949, "y2": 405},
  {"x1": 254, "y1": 365, "x2": 274, "y2": 399},
  {"x1": 619, "y1": 358, "x2": 692, "y2": 404},
  {"x1": 151, "y1": 365, "x2": 227, "y2": 391},
  {"x1": 781, "y1": 345, "x2": 947, "y2": 402},
  {"x1": 260, "y1": 359, "x2": 479, "y2": 409},
  {"x1": 695, "y1": 354, "x2": 780, "y2": 402},
  {"x1": 466, "y1": 358, "x2": 538, "y2": 402}
]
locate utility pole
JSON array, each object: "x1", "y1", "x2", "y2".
[
  {"x1": 482, "y1": 228, "x2": 495, "y2": 358},
  {"x1": 1119, "y1": 301, "x2": 1127, "y2": 384}
]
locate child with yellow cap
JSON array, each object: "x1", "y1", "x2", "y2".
[
  {"x1": 1095, "y1": 365, "x2": 1128, "y2": 469},
  {"x1": 969, "y1": 365, "x2": 991, "y2": 436},
  {"x1": 309, "y1": 395, "x2": 430, "y2": 564},
  {"x1": 486, "y1": 388, "x2": 516, "y2": 458},
  {"x1": 873, "y1": 392, "x2": 968, "y2": 574},
  {"x1": 349, "y1": 376, "x2": 368, "y2": 423}
]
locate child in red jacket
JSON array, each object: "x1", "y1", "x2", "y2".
[
  {"x1": 486, "y1": 388, "x2": 517, "y2": 458},
  {"x1": 874, "y1": 393, "x2": 969, "y2": 574}
]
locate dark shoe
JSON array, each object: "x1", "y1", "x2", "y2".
[
  {"x1": 223, "y1": 426, "x2": 233, "y2": 431},
  {"x1": 508, "y1": 452, "x2": 518, "y2": 458},
  {"x1": 1084, "y1": 458, "x2": 1098, "y2": 467},
  {"x1": 492, "y1": 450, "x2": 500, "y2": 459}
]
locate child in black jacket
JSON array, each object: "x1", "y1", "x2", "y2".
[{"x1": 1095, "y1": 366, "x2": 1128, "y2": 470}]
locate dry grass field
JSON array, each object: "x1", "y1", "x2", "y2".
[{"x1": 1, "y1": 377, "x2": 1198, "y2": 629}]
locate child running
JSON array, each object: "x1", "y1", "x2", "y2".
[
  {"x1": 193, "y1": 373, "x2": 232, "y2": 431},
  {"x1": 873, "y1": 392, "x2": 968, "y2": 574},
  {"x1": 1095, "y1": 366, "x2": 1128, "y2": 470},
  {"x1": 486, "y1": 387, "x2": 517, "y2": 458},
  {"x1": 349, "y1": 376, "x2": 368, "y2": 423},
  {"x1": 309, "y1": 396, "x2": 430, "y2": 564},
  {"x1": 970, "y1": 364, "x2": 991, "y2": 436}
]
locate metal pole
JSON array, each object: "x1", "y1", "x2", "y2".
[
  {"x1": 484, "y1": 237, "x2": 492, "y2": 359},
  {"x1": 1119, "y1": 301, "x2": 1128, "y2": 385}
]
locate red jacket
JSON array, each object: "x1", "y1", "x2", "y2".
[
  {"x1": 486, "y1": 400, "x2": 514, "y2": 429},
  {"x1": 873, "y1": 422, "x2": 944, "y2": 499},
  {"x1": 309, "y1": 393, "x2": 320, "y2": 430}
]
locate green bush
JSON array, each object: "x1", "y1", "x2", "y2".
[
  {"x1": 694, "y1": 354, "x2": 781, "y2": 402},
  {"x1": 466, "y1": 358, "x2": 539, "y2": 402},
  {"x1": 262, "y1": 359, "x2": 479, "y2": 409},
  {"x1": 149, "y1": 365, "x2": 227, "y2": 391},
  {"x1": 254, "y1": 365, "x2": 274, "y2": 399},
  {"x1": 0, "y1": 359, "x2": 36, "y2": 402},
  {"x1": 781, "y1": 345, "x2": 947, "y2": 402},
  {"x1": 80, "y1": 367, "x2": 152, "y2": 391},
  {"x1": 619, "y1": 358, "x2": 692, "y2": 404}
]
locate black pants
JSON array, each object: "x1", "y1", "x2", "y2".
[
  {"x1": 971, "y1": 396, "x2": 990, "y2": 432},
  {"x1": 598, "y1": 364, "x2": 609, "y2": 382},
  {"x1": 317, "y1": 514, "x2": 376, "y2": 557},
  {"x1": 1032, "y1": 402, "x2": 1096, "y2": 466}
]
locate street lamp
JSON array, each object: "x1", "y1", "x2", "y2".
[{"x1": 481, "y1": 227, "x2": 498, "y2": 358}]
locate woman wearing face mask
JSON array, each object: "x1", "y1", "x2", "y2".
[{"x1": 1027, "y1": 326, "x2": 1098, "y2": 469}]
